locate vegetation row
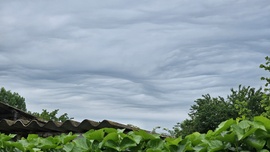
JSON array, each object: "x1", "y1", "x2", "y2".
[{"x1": 1, "y1": 116, "x2": 270, "y2": 151}]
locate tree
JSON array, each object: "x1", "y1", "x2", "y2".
[
  {"x1": 260, "y1": 56, "x2": 270, "y2": 118},
  {"x1": 229, "y1": 85, "x2": 264, "y2": 119},
  {"x1": 174, "y1": 86, "x2": 264, "y2": 137},
  {"x1": 0, "y1": 87, "x2": 27, "y2": 111},
  {"x1": 260, "y1": 56, "x2": 270, "y2": 90},
  {"x1": 170, "y1": 56, "x2": 270, "y2": 137},
  {"x1": 30, "y1": 109, "x2": 71, "y2": 122},
  {"x1": 0, "y1": 86, "x2": 71, "y2": 122},
  {"x1": 175, "y1": 94, "x2": 237, "y2": 136}
]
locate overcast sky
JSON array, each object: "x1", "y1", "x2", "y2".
[{"x1": 1, "y1": 1, "x2": 270, "y2": 130}]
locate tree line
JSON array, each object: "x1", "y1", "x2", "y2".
[{"x1": 172, "y1": 56, "x2": 270, "y2": 137}]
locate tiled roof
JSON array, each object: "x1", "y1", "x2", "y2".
[
  {"x1": 0, "y1": 102, "x2": 36, "y2": 120},
  {"x1": 0, "y1": 102, "x2": 136, "y2": 136},
  {"x1": 0, "y1": 119, "x2": 134, "y2": 135}
]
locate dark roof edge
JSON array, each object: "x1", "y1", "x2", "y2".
[{"x1": 0, "y1": 102, "x2": 38, "y2": 120}]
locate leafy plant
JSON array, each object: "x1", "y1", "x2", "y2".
[
  {"x1": 2, "y1": 116, "x2": 270, "y2": 151},
  {"x1": 0, "y1": 87, "x2": 26, "y2": 111}
]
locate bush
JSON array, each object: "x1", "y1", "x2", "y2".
[{"x1": 1, "y1": 116, "x2": 270, "y2": 151}]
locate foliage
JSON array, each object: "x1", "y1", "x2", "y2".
[
  {"x1": 0, "y1": 86, "x2": 71, "y2": 122},
  {"x1": 190, "y1": 94, "x2": 237, "y2": 133},
  {"x1": 0, "y1": 87, "x2": 27, "y2": 111},
  {"x1": 1, "y1": 116, "x2": 270, "y2": 151},
  {"x1": 175, "y1": 94, "x2": 233, "y2": 137},
  {"x1": 30, "y1": 109, "x2": 72, "y2": 122},
  {"x1": 173, "y1": 56, "x2": 270, "y2": 137},
  {"x1": 260, "y1": 56, "x2": 270, "y2": 119},
  {"x1": 229, "y1": 85, "x2": 264, "y2": 119},
  {"x1": 260, "y1": 56, "x2": 270, "y2": 91},
  {"x1": 175, "y1": 85, "x2": 265, "y2": 137},
  {"x1": 261, "y1": 93, "x2": 270, "y2": 119}
]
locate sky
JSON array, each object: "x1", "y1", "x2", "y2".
[{"x1": 0, "y1": 0, "x2": 270, "y2": 131}]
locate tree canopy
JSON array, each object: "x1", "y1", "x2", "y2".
[
  {"x1": 0, "y1": 87, "x2": 26, "y2": 111},
  {"x1": 174, "y1": 86, "x2": 264, "y2": 137},
  {"x1": 30, "y1": 109, "x2": 71, "y2": 122},
  {"x1": 260, "y1": 56, "x2": 270, "y2": 90},
  {"x1": 174, "y1": 56, "x2": 270, "y2": 137},
  {"x1": 0, "y1": 87, "x2": 71, "y2": 122}
]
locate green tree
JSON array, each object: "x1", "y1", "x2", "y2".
[
  {"x1": 174, "y1": 119, "x2": 194, "y2": 137},
  {"x1": 0, "y1": 87, "x2": 27, "y2": 111},
  {"x1": 170, "y1": 56, "x2": 270, "y2": 137},
  {"x1": 260, "y1": 56, "x2": 270, "y2": 118},
  {"x1": 229, "y1": 85, "x2": 264, "y2": 119},
  {"x1": 0, "y1": 86, "x2": 71, "y2": 122},
  {"x1": 30, "y1": 109, "x2": 71, "y2": 122},
  {"x1": 260, "y1": 56, "x2": 270, "y2": 90},
  {"x1": 174, "y1": 86, "x2": 264, "y2": 137},
  {"x1": 177, "y1": 94, "x2": 237, "y2": 136}
]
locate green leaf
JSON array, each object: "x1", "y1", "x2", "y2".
[
  {"x1": 185, "y1": 132, "x2": 204, "y2": 146},
  {"x1": 254, "y1": 129, "x2": 270, "y2": 139},
  {"x1": 193, "y1": 145, "x2": 207, "y2": 152},
  {"x1": 73, "y1": 137, "x2": 90, "y2": 151},
  {"x1": 38, "y1": 138, "x2": 57, "y2": 149},
  {"x1": 242, "y1": 128, "x2": 258, "y2": 140},
  {"x1": 252, "y1": 121, "x2": 267, "y2": 131},
  {"x1": 62, "y1": 132, "x2": 78, "y2": 144},
  {"x1": 266, "y1": 139, "x2": 270, "y2": 149},
  {"x1": 32, "y1": 147, "x2": 42, "y2": 152},
  {"x1": 214, "y1": 119, "x2": 235, "y2": 135},
  {"x1": 0, "y1": 134, "x2": 16, "y2": 142},
  {"x1": 103, "y1": 128, "x2": 117, "y2": 134},
  {"x1": 167, "y1": 145, "x2": 180, "y2": 152},
  {"x1": 18, "y1": 139, "x2": 35, "y2": 150},
  {"x1": 254, "y1": 116, "x2": 270, "y2": 131},
  {"x1": 207, "y1": 140, "x2": 224, "y2": 152},
  {"x1": 27, "y1": 134, "x2": 39, "y2": 141},
  {"x1": 103, "y1": 140, "x2": 119, "y2": 151},
  {"x1": 63, "y1": 143, "x2": 75, "y2": 152},
  {"x1": 236, "y1": 120, "x2": 266, "y2": 140},
  {"x1": 5, "y1": 141, "x2": 24, "y2": 151},
  {"x1": 90, "y1": 140, "x2": 101, "y2": 152},
  {"x1": 117, "y1": 129, "x2": 125, "y2": 134},
  {"x1": 119, "y1": 137, "x2": 137, "y2": 150},
  {"x1": 177, "y1": 141, "x2": 192, "y2": 152},
  {"x1": 134, "y1": 130, "x2": 159, "y2": 140},
  {"x1": 84, "y1": 129, "x2": 104, "y2": 142},
  {"x1": 246, "y1": 136, "x2": 266, "y2": 150},
  {"x1": 216, "y1": 131, "x2": 236, "y2": 143},
  {"x1": 238, "y1": 120, "x2": 251, "y2": 130},
  {"x1": 165, "y1": 137, "x2": 182, "y2": 145},
  {"x1": 146, "y1": 149, "x2": 163, "y2": 152},
  {"x1": 103, "y1": 132, "x2": 119, "y2": 144},
  {"x1": 147, "y1": 139, "x2": 164, "y2": 150},
  {"x1": 231, "y1": 124, "x2": 245, "y2": 141},
  {"x1": 128, "y1": 132, "x2": 142, "y2": 144}
]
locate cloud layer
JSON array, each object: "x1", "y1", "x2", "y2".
[{"x1": 1, "y1": 0, "x2": 270, "y2": 130}]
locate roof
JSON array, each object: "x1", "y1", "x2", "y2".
[
  {"x1": 0, "y1": 102, "x2": 136, "y2": 136},
  {"x1": 0, "y1": 101, "x2": 37, "y2": 120},
  {"x1": 0, "y1": 119, "x2": 134, "y2": 136}
]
